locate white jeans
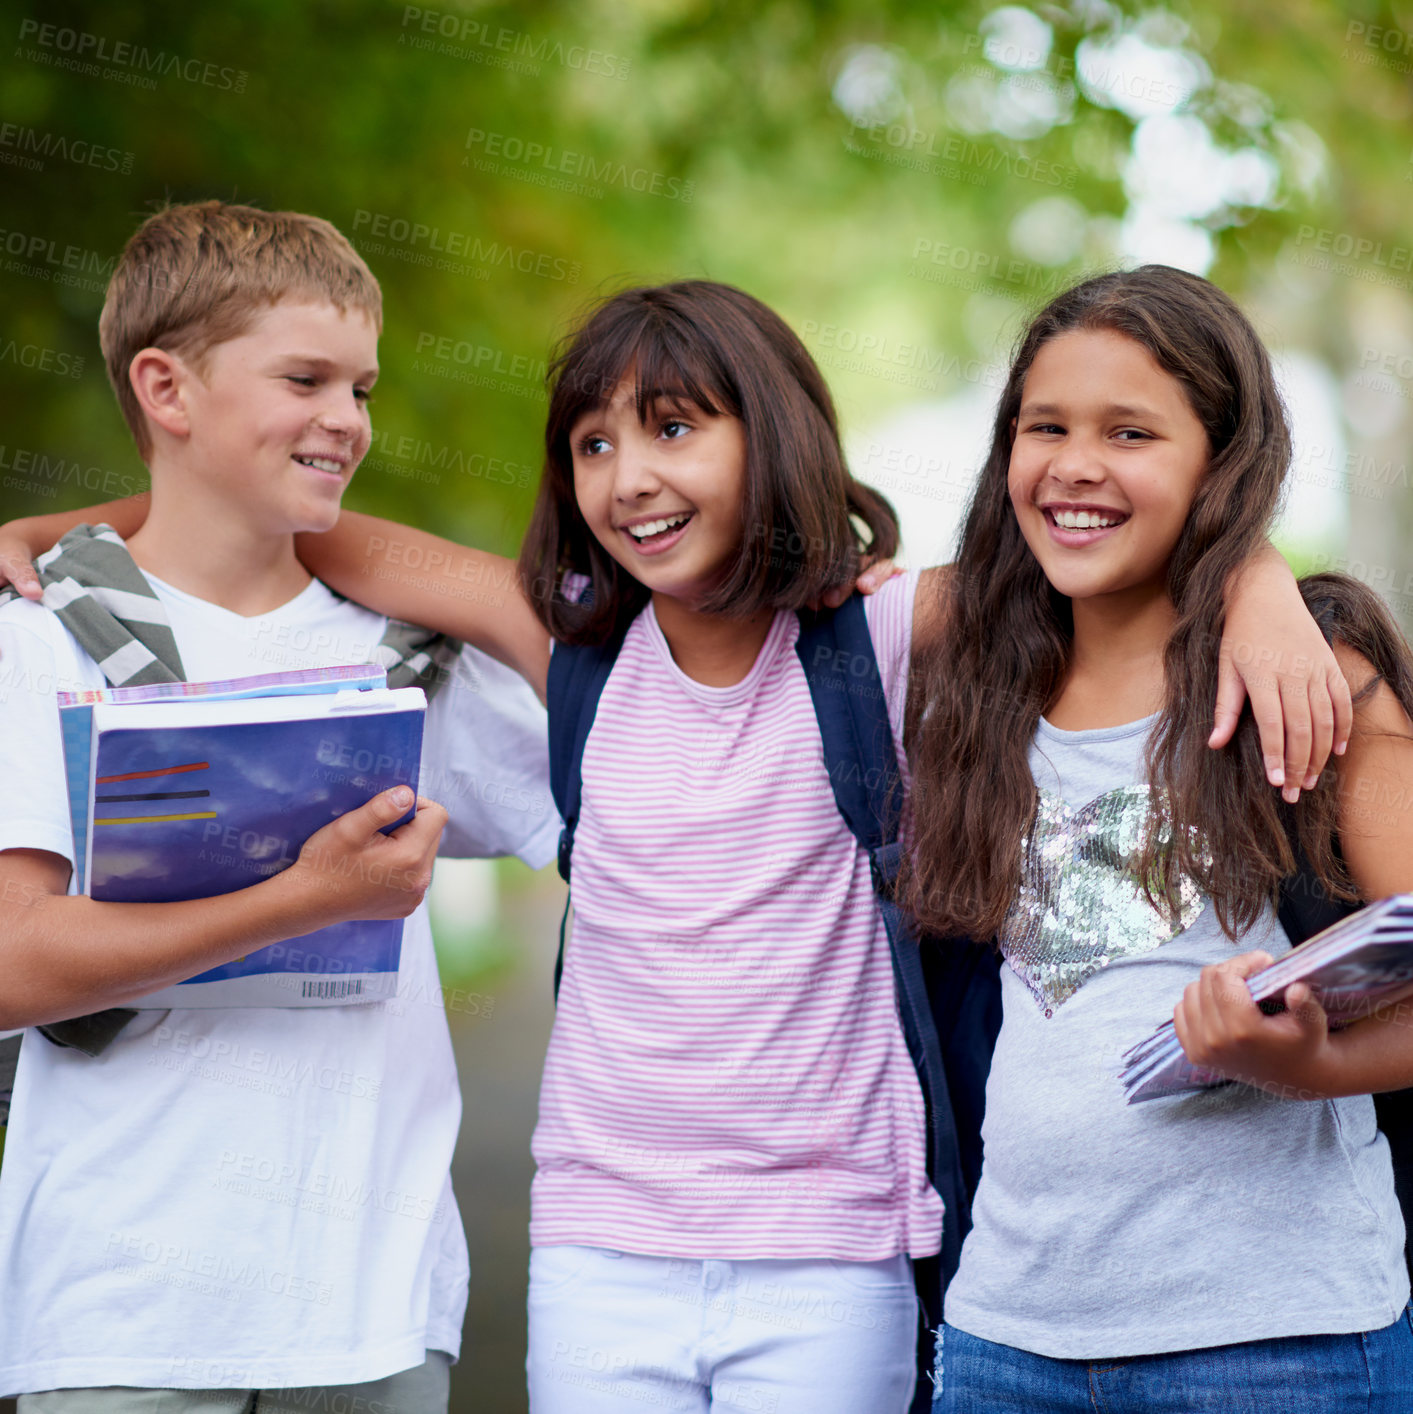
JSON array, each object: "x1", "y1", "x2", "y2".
[{"x1": 526, "y1": 1245, "x2": 919, "y2": 1413}]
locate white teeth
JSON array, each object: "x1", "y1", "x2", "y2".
[
  {"x1": 627, "y1": 513, "x2": 689, "y2": 540},
  {"x1": 297, "y1": 456, "x2": 343, "y2": 473},
  {"x1": 1053, "y1": 508, "x2": 1119, "y2": 530}
]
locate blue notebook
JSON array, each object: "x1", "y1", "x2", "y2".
[{"x1": 58, "y1": 667, "x2": 425, "y2": 1008}]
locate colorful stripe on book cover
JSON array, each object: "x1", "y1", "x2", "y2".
[
  {"x1": 88, "y1": 709, "x2": 422, "y2": 993},
  {"x1": 60, "y1": 666, "x2": 391, "y2": 893}
]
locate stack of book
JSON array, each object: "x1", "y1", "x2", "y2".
[
  {"x1": 59, "y1": 665, "x2": 426, "y2": 1008},
  {"x1": 1120, "y1": 895, "x2": 1413, "y2": 1103}
]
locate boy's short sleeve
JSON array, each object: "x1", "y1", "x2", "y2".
[
  {"x1": 421, "y1": 644, "x2": 557, "y2": 868},
  {"x1": 0, "y1": 614, "x2": 92, "y2": 867}
]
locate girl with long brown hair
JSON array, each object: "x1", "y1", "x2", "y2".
[{"x1": 911, "y1": 265, "x2": 1413, "y2": 1411}]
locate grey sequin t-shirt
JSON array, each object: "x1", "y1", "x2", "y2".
[{"x1": 943, "y1": 714, "x2": 1409, "y2": 1359}]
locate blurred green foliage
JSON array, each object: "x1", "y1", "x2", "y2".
[{"x1": 1, "y1": 0, "x2": 1410, "y2": 560}]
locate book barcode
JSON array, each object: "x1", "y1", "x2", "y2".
[{"x1": 301, "y1": 979, "x2": 364, "y2": 999}]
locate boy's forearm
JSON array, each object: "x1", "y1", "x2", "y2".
[
  {"x1": 3, "y1": 494, "x2": 150, "y2": 557},
  {"x1": 296, "y1": 510, "x2": 550, "y2": 693},
  {"x1": 0, "y1": 867, "x2": 327, "y2": 1030}
]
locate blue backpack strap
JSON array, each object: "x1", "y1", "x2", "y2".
[
  {"x1": 546, "y1": 624, "x2": 628, "y2": 996},
  {"x1": 793, "y1": 596, "x2": 980, "y2": 1315}
]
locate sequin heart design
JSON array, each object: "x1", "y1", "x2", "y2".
[{"x1": 1000, "y1": 785, "x2": 1206, "y2": 1017}]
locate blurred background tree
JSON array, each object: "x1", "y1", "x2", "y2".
[
  {"x1": 3, "y1": 0, "x2": 1411, "y2": 583},
  {"x1": 1, "y1": 1, "x2": 1411, "y2": 1408}
]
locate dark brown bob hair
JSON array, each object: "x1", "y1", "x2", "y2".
[
  {"x1": 518, "y1": 280, "x2": 899, "y2": 644},
  {"x1": 906, "y1": 264, "x2": 1413, "y2": 942}
]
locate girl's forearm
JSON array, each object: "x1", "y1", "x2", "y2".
[
  {"x1": 295, "y1": 511, "x2": 550, "y2": 696},
  {"x1": 4, "y1": 493, "x2": 150, "y2": 555},
  {"x1": 1223, "y1": 539, "x2": 1289, "y2": 600},
  {"x1": 1293, "y1": 1003, "x2": 1413, "y2": 1099}
]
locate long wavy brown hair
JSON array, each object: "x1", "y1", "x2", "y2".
[
  {"x1": 518, "y1": 280, "x2": 899, "y2": 645},
  {"x1": 905, "y1": 265, "x2": 1413, "y2": 941}
]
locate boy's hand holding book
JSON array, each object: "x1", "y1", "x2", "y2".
[
  {"x1": 282, "y1": 786, "x2": 446, "y2": 924},
  {"x1": 0, "y1": 666, "x2": 447, "y2": 1028},
  {"x1": 0, "y1": 782, "x2": 446, "y2": 1032},
  {"x1": 1171, "y1": 949, "x2": 1335, "y2": 1098}
]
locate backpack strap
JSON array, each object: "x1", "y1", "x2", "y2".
[
  {"x1": 545, "y1": 623, "x2": 629, "y2": 996},
  {"x1": 0, "y1": 1033, "x2": 17, "y2": 1127},
  {"x1": 1275, "y1": 835, "x2": 1360, "y2": 946},
  {"x1": 793, "y1": 596, "x2": 982, "y2": 1322},
  {"x1": 0, "y1": 523, "x2": 176, "y2": 1062},
  {"x1": 0, "y1": 522, "x2": 186, "y2": 684},
  {"x1": 369, "y1": 619, "x2": 463, "y2": 698}
]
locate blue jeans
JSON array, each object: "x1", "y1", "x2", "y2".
[{"x1": 933, "y1": 1305, "x2": 1413, "y2": 1412}]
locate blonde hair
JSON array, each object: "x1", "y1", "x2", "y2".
[{"x1": 99, "y1": 201, "x2": 382, "y2": 457}]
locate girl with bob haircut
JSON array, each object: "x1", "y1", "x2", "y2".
[
  {"x1": 523, "y1": 279, "x2": 898, "y2": 643},
  {"x1": 908, "y1": 264, "x2": 1413, "y2": 1411},
  {"x1": 3, "y1": 277, "x2": 1356, "y2": 1412}
]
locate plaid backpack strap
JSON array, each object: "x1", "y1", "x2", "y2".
[
  {"x1": 0, "y1": 522, "x2": 185, "y2": 684},
  {"x1": 1, "y1": 1005, "x2": 128, "y2": 1114},
  {"x1": 0, "y1": 1032, "x2": 17, "y2": 1125},
  {"x1": 371, "y1": 619, "x2": 462, "y2": 701},
  {"x1": 0, "y1": 523, "x2": 183, "y2": 1063}
]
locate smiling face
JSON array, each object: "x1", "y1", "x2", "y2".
[
  {"x1": 569, "y1": 377, "x2": 750, "y2": 607},
  {"x1": 178, "y1": 298, "x2": 378, "y2": 536},
  {"x1": 1008, "y1": 328, "x2": 1211, "y2": 607}
]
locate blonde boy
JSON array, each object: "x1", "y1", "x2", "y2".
[{"x1": 0, "y1": 203, "x2": 555, "y2": 1409}]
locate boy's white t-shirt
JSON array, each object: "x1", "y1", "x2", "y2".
[{"x1": 0, "y1": 573, "x2": 557, "y2": 1395}]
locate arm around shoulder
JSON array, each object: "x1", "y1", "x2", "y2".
[
  {"x1": 295, "y1": 510, "x2": 550, "y2": 699},
  {"x1": 1215, "y1": 543, "x2": 1353, "y2": 796},
  {"x1": 0, "y1": 495, "x2": 150, "y2": 600}
]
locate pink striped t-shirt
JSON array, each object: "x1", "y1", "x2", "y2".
[{"x1": 530, "y1": 571, "x2": 943, "y2": 1261}]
